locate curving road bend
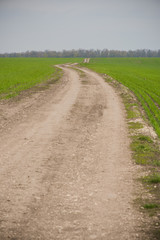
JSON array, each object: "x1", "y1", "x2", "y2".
[{"x1": 0, "y1": 65, "x2": 143, "y2": 239}]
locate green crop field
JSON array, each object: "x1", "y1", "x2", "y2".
[
  {"x1": 0, "y1": 58, "x2": 82, "y2": 99},
  {"x1": 82, "y1": 58, "x2": 160, "y2": 138}
]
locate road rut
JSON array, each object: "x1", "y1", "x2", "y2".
[{"x1": 0, "y1": 65, "x2": 142, "y2": 239}]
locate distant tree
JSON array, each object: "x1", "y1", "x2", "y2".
[{"x1": 0, "y1": 49, "x2": 160, "y2": 58}]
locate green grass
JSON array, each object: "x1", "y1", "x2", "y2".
[
  {"x1": 81, "y1": 58, "x2": 160, "y2": 138},
  {"x1": 143, "y1": 203, "x2": 159, "y2": 209},
  {"x1": 128, "y1": 122, "x2": 143, "y2": 129},
  {"x1": 130, "y1": 135, "x2": 160, "y2": 165},
  {"x1": 0, "y1": 58, "x2": 83, "y2": 98},
  {"x1": 143, "y1": 173, "x2": 160, "y2": 184}
]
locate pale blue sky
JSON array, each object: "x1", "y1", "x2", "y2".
[{"x1": 0, "y1": 0, "x2": 160, "y2": 53}]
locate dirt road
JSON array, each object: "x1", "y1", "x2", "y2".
[{"x1": 0, "y1": 65, "x2": 142, "y2": 239}]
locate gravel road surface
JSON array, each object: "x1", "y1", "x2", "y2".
[{"x1": 0, "y1": 65, "x2": 143, "y2": 239}]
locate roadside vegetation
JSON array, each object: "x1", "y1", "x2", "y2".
[
  {"x1": 0, "y1": 58, "x2": 82, "y2": 99},
  {"x1": 112, "y1": 78, "x2": 160, "y2": 238}
]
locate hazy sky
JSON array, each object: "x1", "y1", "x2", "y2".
[{"x1": 0, "y1": 0, "x2": 160, "y2": 53}]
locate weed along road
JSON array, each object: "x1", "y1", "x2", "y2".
[{"x1": 0, "y1": 64, "x2": 143, "y2": 239}]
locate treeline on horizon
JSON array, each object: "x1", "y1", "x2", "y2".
[{"x1": 0, "y1": 49, "x2": 160, "y2": 58}]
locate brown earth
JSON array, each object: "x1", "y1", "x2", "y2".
[{"x1": 0, "y1": 65, "x2": 147, "y2": 239}]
